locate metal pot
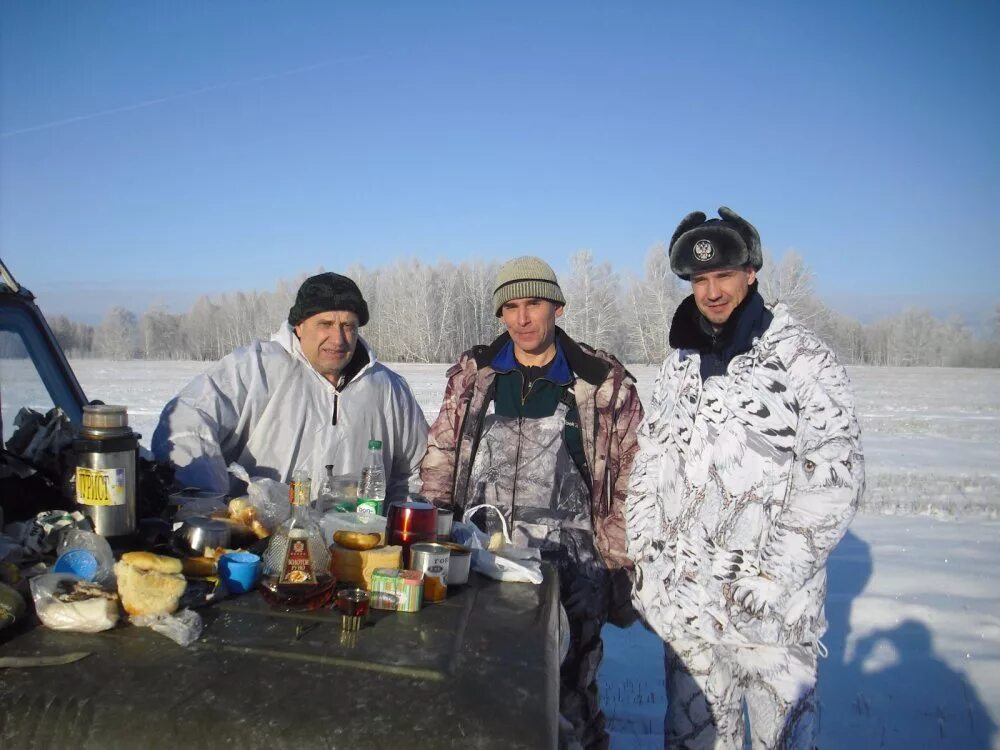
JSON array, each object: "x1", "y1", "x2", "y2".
[{"x1": 175, "y1": 516, "x2": 231, "y2": 556}]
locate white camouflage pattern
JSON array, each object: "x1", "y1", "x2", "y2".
[{"x1": 626, "y1": 303, "x2": 865, "y2": 650}]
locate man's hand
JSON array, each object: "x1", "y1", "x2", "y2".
[{"x1": 731, "y1": 574, "x2": 782, "y2": 616}]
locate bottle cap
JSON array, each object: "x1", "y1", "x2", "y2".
[{"x1": 368, "y1": 439, "x2": 382, "y2": 450}]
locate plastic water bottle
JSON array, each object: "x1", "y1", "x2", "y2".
[{"x1": 357, "y1": 440, "x2": 386, "y2": 518}]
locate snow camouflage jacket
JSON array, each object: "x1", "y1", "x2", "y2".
[
  {"x1": 419, "y1": 328, "x2": 644, "y2": 574},
  {"x1": 625, "y1": 304, "x2": 865, "y2": 649},
  {"x1": 152, "y1": 323, "x2": 428, "y2": 498}
]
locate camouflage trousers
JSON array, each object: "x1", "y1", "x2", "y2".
[
  {"x1": 663, "y1": 638, "x2": 817, "y2": 750},
  {"x1": 558, "y1": 565, "x2": 610, "y2": 750}
]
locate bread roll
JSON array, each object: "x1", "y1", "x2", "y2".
[
  {"x1": 333, "y1": 530, "x2": 382, "y2": 551},
  {"x1": 120, "y1": 551, "x2": 183, "y2": 575},
  {"x1": 228, "y1": 497, "x2": 256, "y2": 526},
  {"x1": 115, "y1": 557, "x2": 187, "y2": 616}
]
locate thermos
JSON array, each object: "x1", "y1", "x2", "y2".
[{"x1": 73, "y1": 405, "x2": 139, "y2": 537}]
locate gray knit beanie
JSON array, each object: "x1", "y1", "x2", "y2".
[{"x1": 492, "y1": 256, "x2": 566, "y2": 316}]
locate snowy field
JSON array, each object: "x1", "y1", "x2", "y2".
[{"x1": 3, "y1": 359, "x2": 999, "y2": 748}]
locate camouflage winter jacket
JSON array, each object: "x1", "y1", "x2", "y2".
[
  {"x1": 419, "y1": 328, "x2": 643, "y2": 574},
  {"x1": 625, "y1": 303, "x2": 865, "y2": 648}
]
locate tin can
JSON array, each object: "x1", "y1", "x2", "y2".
[
  {"x1": 370, "y1": 568, "x2": 423, "y2": 612},
  {"x1": 409, "y1": 542, "x2": 450, "y2": 603},
  {"x1": 435, "y1": 508, "x2": 454, "y2": 542}
]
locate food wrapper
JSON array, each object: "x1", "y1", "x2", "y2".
[
  {"x1": 30, "y1": 573, "x2": 119, "y2": 633},
  {"x1": 20, "y1": 510, "x2": 90, "y2": 556},
  {"x1": 132, "y1": 608, "x2": 203, "y2": 647},
  {"x1": 227, "y1": 463, "x2": 289, "y2": 532}
]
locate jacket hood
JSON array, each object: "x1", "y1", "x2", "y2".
[{"x1": 272, "y1": 322, "x2": 377, "y2": 386}]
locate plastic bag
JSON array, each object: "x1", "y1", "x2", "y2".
[
  {"x1": 19, "y1": 510, "x2": 90, "y2": 556},
  {"x1": 131, "y1": 608, "x2": 203, "y2": 647},
  {"x1": 453, "y1": 511, "x2": 543, "y2": 585},
  {"x1": 463, "y1": 504, "x2": 512, "y2": 550},
  {"x1": 173, "y1": 496, "x2": 228, "y2": 522},
  {"x1": 30, "y1": 573, "x2": 119, "y2": 633},
  {"x1": 56, "y1": 528, "x2": 115, "y2": 587},
  {"x1": 227, "y1": 463, "x2": 290, "y2": 532}
]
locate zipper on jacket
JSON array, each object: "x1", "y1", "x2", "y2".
[{"x1": 511, "y1": 416, "x2": 524, "y2": 525}]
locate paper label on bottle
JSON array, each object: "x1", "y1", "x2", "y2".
[
  {"x1": 280, "y1": 535, "x2": 317, "y2": 585},
  {"x1": 75, "y1": 467, "x2": 127, "y2": 507},
  {"x1": 357, "y1": 499, "x2": 383, "y2": 518}
]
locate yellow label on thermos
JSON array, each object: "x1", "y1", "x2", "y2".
[{"x1": 76, "y1": 467, "x2": 127, "y2": 507}]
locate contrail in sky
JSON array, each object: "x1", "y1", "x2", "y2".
[{"x1": 1, "y1": 55, "x2": 372, "y2": 138}]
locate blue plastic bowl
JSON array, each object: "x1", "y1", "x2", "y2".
[{"x1": 53, "y1": 549, "x2": 99, "y2": 581}]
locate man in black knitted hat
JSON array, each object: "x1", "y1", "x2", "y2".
[
  {"x1": 288, "y1": 272, "x2": 370, "y2": 385},
  {"x1": 153, "y1": 271, "x2": 427, "y2": 499},
  {"x1": 625, "y1": 208, "x2": 864, "y2": 749}
]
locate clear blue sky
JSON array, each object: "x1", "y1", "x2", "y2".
[{"x1": 1, "y1": 1, "x2": 997, "y2": 327}]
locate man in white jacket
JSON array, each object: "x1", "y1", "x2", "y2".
[
  {"x1": 152, "y1": 272, "x2": 428, "y2": 499},
  {"x1": 625, "y1": 208, "x2": 864, "y2": 749}
]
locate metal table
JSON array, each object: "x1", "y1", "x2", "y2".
[{"x1": 0, "y1": 567, "x2": 559, "y2": 749}]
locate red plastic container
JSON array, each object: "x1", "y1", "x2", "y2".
[{"x1": 386, "y1": 500, "x2": 438, "y2": 566}]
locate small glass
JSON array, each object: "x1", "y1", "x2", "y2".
[{"x1": 336, "y1": 588, "x2": 370, "y2": 632}]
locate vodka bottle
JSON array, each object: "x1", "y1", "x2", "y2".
[
  {"x1": 261, "y1": 468, "x2": 333, "y2": 609},
  {"x1": 357, "y1": 440, "x2": 386, "y2": 518}
]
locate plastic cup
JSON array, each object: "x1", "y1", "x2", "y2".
[
  {"x1": 53, "y1": 549, "x2": 99, "y2": 581},
  {"x1": 218, "y1": 551, "x2": 262, "y2": 594}
]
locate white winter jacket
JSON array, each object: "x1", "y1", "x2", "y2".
[
  {"x1": 625, "y1": 304, "x2": 864, "y2": 649},
  {"x1": 151, "y1": 324, "x2": 428, "y2": 499}
]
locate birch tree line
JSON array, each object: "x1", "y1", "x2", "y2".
[{"x1": 41, "y1": 250, "x2": 1000, "y2": 367}]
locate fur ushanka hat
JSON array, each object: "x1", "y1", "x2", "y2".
[{"x1": 668, "y1": 207, "x2": 763, "y2": 280}]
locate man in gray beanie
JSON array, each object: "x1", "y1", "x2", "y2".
[
  {"x1": 421, "y1": 256, "x2": 644, "y2": 749},
  {"x1": 153, "y1": 271, "x2": 427, "y2": 499},
  {"x1": 625, "y1": 208, "x2": 865, "y2": 748}
]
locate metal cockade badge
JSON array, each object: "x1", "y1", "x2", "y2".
[{"x1": 693, "y1": 239, "x2": 715, "y2": 262}]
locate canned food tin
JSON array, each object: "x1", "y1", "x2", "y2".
[
  {"x1": 435, "y1": 508, "x2": 454, "y2": 541},
  {"x1": 409, "y1": 542, "x2": 450, "y2": 603},
  {"x1": 370, "y1": 568, "x2": 423, "y2": 612}
]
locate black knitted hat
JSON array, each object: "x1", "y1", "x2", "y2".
[
  {"x1": 669, "y1": 207, "x2": 763, "y2": 280},
  {"x1": 288, "y1": 272, "x2": 369, "y2": 327}
]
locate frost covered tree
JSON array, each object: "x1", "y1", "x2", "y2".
[
  {"x1": 95, "y1": 307, "x2": 138, "y2": 360},
  {"x1": 456, "y1": 259, "x2": 501, "y2": 352},
  {"x1": 139, "y1": 306, "x2": 184, "y2": 360},
  {"x1": 624, "y1": 243, "x2": 685, "y2": 363},
  {"x1": 758, "y1": 251, "x2": 825, "y2": 325},
  {"x1": 49, "y1": 315, "x2": 95, "y2": 357},
  {"x1": 561, "y1": 250, "x2": 624, "y2": 355}
]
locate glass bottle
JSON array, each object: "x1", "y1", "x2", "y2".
[
  {"x1": 261, "y1": 468, "x2": 334, "y2": 609},
  {"x1": 315, "y1": 464, "x2": 336, "y2": 514},
  {"x1": 357, "y1": 439, "x2": 386, "y2": 518}
]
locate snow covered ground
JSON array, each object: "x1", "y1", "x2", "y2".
[{"x1": 5, "y1": 359, "x2": 999, "y2": 748}]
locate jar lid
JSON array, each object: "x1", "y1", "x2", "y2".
[{"x1": 82, "y1": 405, "x2": 129, "y2": 429}]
